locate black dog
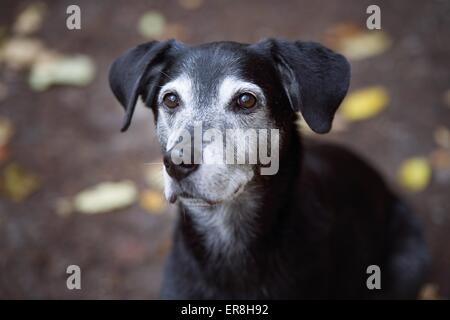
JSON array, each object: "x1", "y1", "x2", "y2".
[{"x1": 109, "y1": 39, "x2": 429, "y2": 299}]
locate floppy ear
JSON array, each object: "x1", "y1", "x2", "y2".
[
  {"x1": 257, "y1": 39, "x2": 350, "y2": 133},
  {"x1": 109, "y1": 40, "x2": 180, "y2": 132}
]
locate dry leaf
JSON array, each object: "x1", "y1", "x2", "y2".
[
  {"x1": 397, "y1": 157, "x2": 432, "y2": 192},
  {"x1": 1, "y1": 163, "x2": 40, "y2": 201},
  {"x1": 137, "y1": 11, "x2": 166, "y2": 39},
  {"x1": 74, "y1": 180, "x2": 137, "y2": 214},
  {"x1": 178, "y1": 0, "x2": 204, "y2": 10},
  {"x1": 419, "y1": 283, "x2": 441, "y2": 300},
  {"x1": 324, "y1": 23, "x2": 391, "y2": 60},
  {"x1": 13, "y1": 2, "x2": 47, "y2": 35},
  {"x1": 0, "y1": 117, "x2": 14, "y2": 148},
  {"x1": 0, "y1": 38, "x2": 44, "y2": 69},
  {"x1": 340, "y1": 86, "x2": 389, "y2": 121},
  {"x1": 144, "y1": 163, "x2": 165, "y2": 191},
  {"x1": 140, "y1": 189, "x2": 166, "y2": 213},
  {"x1": 29, "y1": 55, "x2": 95, "y2": 91},
  {"x1": 434, "y1": 126, "x2": 450, "y2": 149}
]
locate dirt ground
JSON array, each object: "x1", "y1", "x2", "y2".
[{"x1": 0, "y1": 0, "x2": 449, "y2": 299}]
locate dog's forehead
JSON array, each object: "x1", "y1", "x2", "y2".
[{"x1": 173, "y1": 44, "x2": 245, "y2": 86}]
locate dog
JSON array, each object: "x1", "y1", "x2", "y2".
[{"x1": 109, "y1": 39, "x2": 429, "y2": 299}]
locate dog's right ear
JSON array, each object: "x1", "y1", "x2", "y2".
[{"x1": 109, "y1": 40, "x2": 181, "y2": 132}]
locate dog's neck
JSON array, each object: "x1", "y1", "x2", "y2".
[
  {"x1": 181, "y1": 185, "x2": 261, "y2": 256},
  {"x1": 177, "y1": 125, "x2": 302, "y2": 260}
]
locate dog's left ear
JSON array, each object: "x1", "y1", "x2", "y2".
[
  {"x1": 255, "y1": 39, "x2": 350, "y2": 133},
  {"x1": 109, "y1": 40, "x2": 182, "y2": 132}
]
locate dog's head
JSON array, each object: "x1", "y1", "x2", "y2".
[{"x1": 109, "y1": 39, "x2": 350, "y2": 207}]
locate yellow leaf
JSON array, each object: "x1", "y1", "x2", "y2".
[
  {"x1": 0, "y1": 38, "x2": 44, "y2": 70},
  {"x1": 324, "y1": 23, "x2": 391, "y2": 61},
  {"x1": 29, "y1": 55, "x2": 96, "y2": 91},
  {"x1": 1, "y1": 163, "x2": 40, "y2": 201},
  {"x1": 13, "y1": 2, "x2": 47, "y2": 35},
  {"x1": 340, "y1": 86, "x2": 389, "y2": 121},
  {"x1": 74, "y1": 181, "x2": 137, "y2": 214},
  {"x1": 140, "y1": 189, "x2": 166, "y2": 214},
  {"x1": 397, "y1": 158, "x2": 432, "y2": 192},
  {"x1": 143, "y1": 163, "x2": 165, "y2": 191},
  {"x1": 137, "y1": 11, "x2": 166, "y2": 39}
]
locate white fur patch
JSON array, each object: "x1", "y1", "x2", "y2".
[{"x1": 217, "y1": 76, "x2": 266, "y2": 109}]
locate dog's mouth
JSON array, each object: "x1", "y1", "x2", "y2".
[{"x1": 170, "y1": 183, "x2": 246, "y2": 207}]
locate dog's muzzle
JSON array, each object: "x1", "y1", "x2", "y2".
[{"x1": 163, "y1": 151, "x2": 199, "y2": 181}]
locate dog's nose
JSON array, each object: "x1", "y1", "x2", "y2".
[{"x1": 163, "y1": 152, "x2": 199, "y2": 181}]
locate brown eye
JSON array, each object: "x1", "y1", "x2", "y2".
[
  {"x1": 163, "y1": 93, "x2": 179, "y2": 108},
  {"x1": 237, "y1": 93, "x2": 257, "y2": 109}
]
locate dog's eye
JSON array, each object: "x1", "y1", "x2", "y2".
[
  {"x1": 236, "y1": 93, "x2": 257, "y2": 109},
  {"x1": 163, "y1": 93, "x2": 179, "y2": 108}
]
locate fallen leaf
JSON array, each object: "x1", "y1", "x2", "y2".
[
  {"x1": 13, "y1": 2, "x2": 47, "y2": 35},
  {"x1": 434, "y1": 126, "x2": 450, "y2": 149},
  {"x1": 0, "y1": 38, "x2": 44, "y2": 69},
  {"x1": 29, "y1": 55, "x2": 95, "y2": 91},
  {"x1": 74, "y1": 180, "x2": 137, "y2": 214},
  {"x1": 137, "y1": 11, "x2": 166, "y2": 39},
  {"x1": 140, "y1": 189, "x2": 166, "y2": 214},
  {"x1": 419, "y1": 283, "x2": 441, "y2": 300},
  {"x1": 0, "y1": 117, "x2": 14, "y2": 148},
  {"x1": 324, "y1": 23, "x2": 391, "y2": 60},
  {"x1": 143, "y1": 164, "x2": 165, "y2": 191},
  {"x1": 397, "y1": 157, "x2": 432, "y2": 192},
  {"x1": 340, "y1": 86, "x2": 389, "y2": 121},
  {"x1": 1, "y1": 163, "x2": 40, "y2": 201},
  {"x1": 178, "y1": 0, "x2": 204, "y2": 10}
]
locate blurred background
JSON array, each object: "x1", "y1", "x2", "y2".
[{"x1": 0, "y1": 0, "x2": 449, "y2": 299}]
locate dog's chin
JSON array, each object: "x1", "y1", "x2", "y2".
[{"x1": 167, "y1": 182, "x2": 247, "y2": 208}]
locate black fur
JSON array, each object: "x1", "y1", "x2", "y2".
[{"x1": 109, "y1": 39, "x2": 429, "y2": 299}]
